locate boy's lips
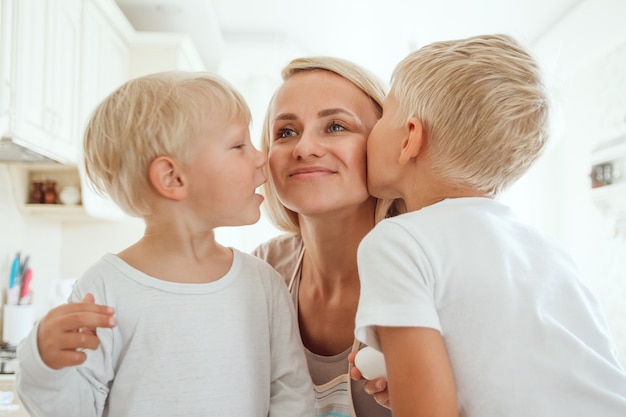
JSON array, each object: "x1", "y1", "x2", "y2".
[{"x1": 255, "y1": 175, "x2": 267, "y2": 188}]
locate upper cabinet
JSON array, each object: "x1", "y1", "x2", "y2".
[
  {"x1": 1, "y1": 0, "x2": 81, "y2": 163},
  {"x1": 2, "y1": 0, "x2": 211, "y2": 221},
  {"x1": 80, "y1": 0, "x2": 132, "y2": 128},
  {"x1": 0, "y1": 0, "x2": 13, "y2": 137},
  {"x1": 77, "y1": 0, "x2": 134, "y2": 221}
]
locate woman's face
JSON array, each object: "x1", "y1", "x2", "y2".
[{"x1": 268, "y1": 71, "x2": 380, "y2": 218}]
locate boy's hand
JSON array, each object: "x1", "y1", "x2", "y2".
[
  {"x1": 348, "y1": 350, "x2": 391, "y2": 409},
  {"x1": 37, "y1": 293, "x2": 117, "y2": 370}
]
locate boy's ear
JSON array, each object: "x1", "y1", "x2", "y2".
[
  {"x1": 149, "y1": 156, "x2": 187, "y2": 201},
  {"x1": 399, "y1": 117, "x2": 425, "y2": 165}
]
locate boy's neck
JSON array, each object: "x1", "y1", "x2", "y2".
[
  {"x1": 403, "y1": 182, "x2": 490, "y2": 212},
  {"x1": 117, "y1": 220, "x2": 233, "y2": 284}
]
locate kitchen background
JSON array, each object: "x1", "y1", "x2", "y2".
[{"x1": 1, "y1": 0, "x2": 626, "y2": 369}]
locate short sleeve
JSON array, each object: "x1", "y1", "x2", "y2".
[{"x1": 355, "y1": 219, "x2": 441, "y2": 351}]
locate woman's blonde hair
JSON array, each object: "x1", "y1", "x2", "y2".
[
  {"x1": 391, "y1": 34, "x2": 550, "y2": 196},
  {"x1": 83, "y1": 71, "x2": 251, "y2": 217},
  {"x1": 260, "y1": 56, "x2": 402, "y2": 233}
]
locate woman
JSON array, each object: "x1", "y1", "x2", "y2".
[{"x1": 252, "y1": 56, "x2": 402, "y2": 416}]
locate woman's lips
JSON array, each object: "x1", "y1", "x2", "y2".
[{"x1": 288, "y1": 166, "x2": 335, "y2": 179}]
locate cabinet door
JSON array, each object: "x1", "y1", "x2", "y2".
[
  {"x1": 79, "y1": 0, "x2": 130, "y2": 220},
  {"x1": 8, "y1": 0, "x2": 81, "y2": 163},
  {"x1": 0, "y1": 0, "x2": 13, "y2": 134},
  {"x1": 80, "y1": 0, "x2": 130, "y2": 127},
  {"x1": 12, "y1": 0, "x2": 48, "y2": 146},
  {"x1": 45, "y1": 0, "x2": 81, "y2": 162}
]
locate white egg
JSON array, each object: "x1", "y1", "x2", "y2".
[{"x1": 354, "y1": 346, "x2": 387, "y2": 380}]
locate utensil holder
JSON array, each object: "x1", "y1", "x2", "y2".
[{"x1": 2, "y1": 304, "x2": 35, "y2": 346}]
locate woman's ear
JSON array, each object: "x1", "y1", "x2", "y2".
[
  {"x1": 149, "y1": 156, "x2": 187, "y2": 201},
  {"x1": 398, "y1": 117, "x2": 425, "y2": 165}
]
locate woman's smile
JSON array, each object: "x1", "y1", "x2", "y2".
[{"x1": 288, "y1": 165, "x2": 336, "y2": 180}]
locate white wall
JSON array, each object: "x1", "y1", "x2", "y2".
[
  {"x1": 0, "y1": 166, "x2": 62, "y2": 320},
  {"x1": 514, "y1": 0, "x2": 626, "y2": 364},
  {"x1": 537, "y1": 41, "x2": 626, "y2": 364}
]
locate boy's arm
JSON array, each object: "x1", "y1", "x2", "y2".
[
  {"x1": 16, "y1": 294, "x2": 117, "y2": 417},
  {"x1": 378, "y1": 325, "x2": 458, "y2": 417}
]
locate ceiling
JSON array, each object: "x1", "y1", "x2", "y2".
[{"x1": 115, "y1": 0, "x2": 584, "y2": 83}]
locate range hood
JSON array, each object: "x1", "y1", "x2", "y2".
[{"x1": 0, "y1": 137, "x2": 61, "y2": 164}]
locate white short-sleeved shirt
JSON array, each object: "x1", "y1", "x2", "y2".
[{"x1": 356, "y1": 197, "x2": 626, "y2": 417}]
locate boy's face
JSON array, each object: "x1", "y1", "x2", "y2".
[
  {"x1": 186, "y1": 117, "x2": 267, "y2": 227},
  {"x1": 366, "y1": 92, "x2": 406, "y2": 199}
]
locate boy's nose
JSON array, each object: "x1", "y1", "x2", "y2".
[{"x1": 256, "y1": 148, "x2": 268, "y2": 167}]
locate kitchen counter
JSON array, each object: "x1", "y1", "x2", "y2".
[{"x1": 0, "y1": 375, "x2": 29, "y2": 417}]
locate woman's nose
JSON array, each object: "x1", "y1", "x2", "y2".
[{"x1": 292, "y1": 130, "x2": 324, "y2": 159}]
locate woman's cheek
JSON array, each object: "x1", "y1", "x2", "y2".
[{"x1": 268, "y1": 150, "x2": 285, "y2": 189}]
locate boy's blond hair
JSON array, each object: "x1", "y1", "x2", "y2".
[
  {"x1": 391, "y1": 34, "x2": 550, "y2": 196},
  {"x1": 261, "y1": 56, "x2": 403, "y2": 234},
  {"x1": 83, "y1": 71, "x2": 251, "y2": 217}
]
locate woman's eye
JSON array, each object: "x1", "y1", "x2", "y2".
[
  {"x1": 328, "y1": 122, "x2": 346, "y2": 132},
  {"x1": 276, "y1": 128, "x2": 297, "y2": 139}
]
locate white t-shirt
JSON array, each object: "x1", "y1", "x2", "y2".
[
  {"x1": 355, "y1": 197, "x2": 626, "y2": 417},
  {"x1": 16, "y1": 250, "x2": 314, "y2": 417}
]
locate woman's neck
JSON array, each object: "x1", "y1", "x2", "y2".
[{"x1": 298, "y1": 200, "x2": 376, "y2": 292}]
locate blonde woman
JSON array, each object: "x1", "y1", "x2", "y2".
[{"x1": 253, "y1": 56, "x2": 402, "y2": 416}]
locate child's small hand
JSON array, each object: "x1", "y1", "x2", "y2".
[
  {"x1": 36, "y1": 293, "x2": 117, "y2": 370},
  {"x1": 348, "y1": 350, "x2": 391, "y2": 409}
]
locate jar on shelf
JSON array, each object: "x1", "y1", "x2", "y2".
[
  {"x1": 43, "y1": 180, "x2": 58, "y2": 204},
  {"x1": 29, "y1": 181, "x2": 45, "y2": 204},
  {"x1": 59, "y1": 185, "x2": 81, "y2": 205}
]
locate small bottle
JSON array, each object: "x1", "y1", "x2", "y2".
[
  {"x1": 29, "y1": 181, "x2": 44, "y2": 204},
  {"x1": 43, "y1": 180, "x2": 58, "y2": 204}
]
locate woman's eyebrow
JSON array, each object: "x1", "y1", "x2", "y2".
[
  {"x1": 318, "y1": 108, "x2": 355, "y2": 118},
  {"x1": 273, "y1": 113, "x2": 297, "y2": 122},
  {"x1": 319, "y1": 108, "x2": 366, "y2": 129},
  {"x1": 273, "y1": 108, "x2": 362, "y2": 125}
]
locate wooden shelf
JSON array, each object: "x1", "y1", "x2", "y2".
[{"x1": 7, "y1": 163, "x2": 93, "y2": 222}]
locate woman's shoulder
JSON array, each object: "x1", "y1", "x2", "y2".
[
  {"x1": 252, "y1": 233, "x2": 303, "y2": 256},
  {"x1": 251, "y1": 234, "x2": 303, "y2": 284}
]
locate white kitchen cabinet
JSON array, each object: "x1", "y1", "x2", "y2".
[
  {"x1": 77, "y1": 0, "x2": 134, "y2": 221},
  {"x1": 4, "y1": 0, "x2": 212, "y2": 222},
  {"x1": 44, "y1": 0, "x2": 82, "y2": 160},
  {"x1": 80, "y1": 0, "x2": 132, "y2": 126},
  {"x1": 4, "y1": 0, "x2": 81, "y2": 164},
  {"x1": 0, "y1": 0, "x2": 13, "y2": 136},
  {"x1": 5, "y1": 0, "x2": 133, "y2": 222}
]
